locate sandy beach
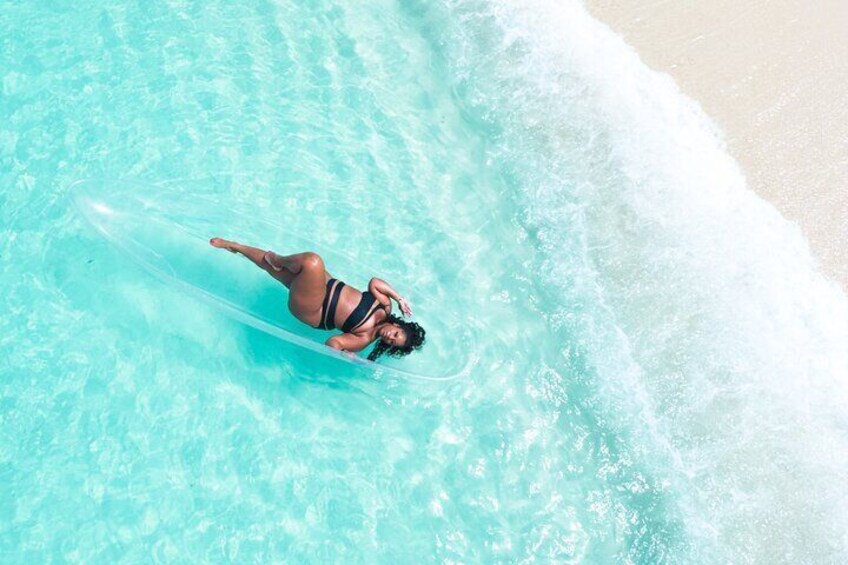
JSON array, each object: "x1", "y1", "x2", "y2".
[{"x1": 586, "y1": 0, "x2": 848, "y2": 290}]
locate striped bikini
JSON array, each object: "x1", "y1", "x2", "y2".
[{"x1": 317, "y1": 278, "x2": 386, "y2": 332}]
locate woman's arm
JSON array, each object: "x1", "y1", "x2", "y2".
[
  {"x1": 326, "y1": 332, "x2": 372, "y2": 353},
  {"x1": 369, "y1": 277, "x2": 412, "y2": 316}
]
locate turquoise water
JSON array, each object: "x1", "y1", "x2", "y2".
[{"x1": 2, "y1": 0, "x2": 848, "y2": 562}]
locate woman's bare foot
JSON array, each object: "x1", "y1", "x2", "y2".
[
  {"x1": 210, "y1": 237, "x2": 238, "y2": 253},
  {"x1": 263, "y1": 250, "x2": 285, "y2": 272}
]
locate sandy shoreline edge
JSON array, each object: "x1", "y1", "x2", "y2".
[{"x1": 585, "y1": 0, "x2": 848, "y2": 291}]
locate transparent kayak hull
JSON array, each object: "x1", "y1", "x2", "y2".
[{"x1": 71, "y1": 178, "x2": 475, "y2": 381}]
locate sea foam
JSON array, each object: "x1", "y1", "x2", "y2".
[{"x1": 426, "y1": 0, "x2": 848, "y2": 560}]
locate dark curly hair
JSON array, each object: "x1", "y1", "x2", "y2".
[{"x1": 368, "y1": 314, "x2": 426, "y2": 361}]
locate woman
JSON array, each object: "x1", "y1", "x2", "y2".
[{"x1": 210, "y1": 237, "x2": 425, "y2": 361}]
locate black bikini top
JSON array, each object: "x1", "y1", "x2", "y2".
[{"x1": 317, "y1": 278, "x2": 387, "y2": 332}]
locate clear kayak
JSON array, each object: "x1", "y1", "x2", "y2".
[{"x1": 71, "y1": 178, "x2": 476, "y2": 381}]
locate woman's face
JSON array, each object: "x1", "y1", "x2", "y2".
[{"x1": 379, "y1": 323, "x2": 408, "y2": 347}]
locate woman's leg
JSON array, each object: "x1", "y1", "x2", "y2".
[
  {"x1": 210, "y1": 238, "x2": 329, "y2": 324},
  {"x1": 209, "y1": 237, "x2": 297, "y2": 286}
]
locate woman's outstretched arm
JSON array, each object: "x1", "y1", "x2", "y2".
[
  {"x1": 369, "y1": 278, "x2": 412, "y2": 317},
  {"x1": 326, "y1": 332, "x2": 372, "y2": 353}
]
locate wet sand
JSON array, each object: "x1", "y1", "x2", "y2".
[{"x1": 586, "y1": 0, "x2": 848, "y2": 289}]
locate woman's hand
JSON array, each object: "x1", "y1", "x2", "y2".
[
  {"x1": 370, "y1": 278, "x2": 413, "y2": 317},
  {"x1": 397, "y1": 297, "x2": 413, "y2": 317}
]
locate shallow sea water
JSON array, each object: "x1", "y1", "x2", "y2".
[{"x1": 2, "y1": 0, "x2": 848, "y2": 562}]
